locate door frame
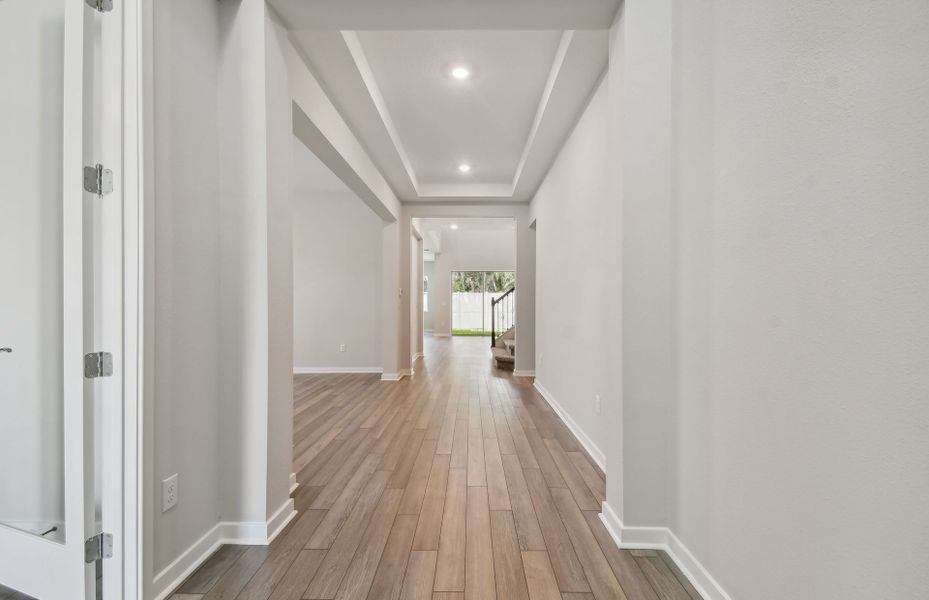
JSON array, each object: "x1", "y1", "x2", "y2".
[{"x1": 97, "y1": 0, "x2": 145, "y2": 596}]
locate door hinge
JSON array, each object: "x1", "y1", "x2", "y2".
[
  {"x1": 83, "y1": 164, "x2": 114, "y2": 197},
  {"x1": 85, "y1": 533, "x2": 113, "y2": 563},
  {"x1": 85, "y1": 0, "x2": 113, "y2": 13},
  {"x1": 84, "y1": 352, "x2": 114, "y2": 379}
]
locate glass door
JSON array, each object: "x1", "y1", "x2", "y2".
[
  {"x1": 0, "y1": 0, "x2": 97, "y2": 597},
  {"x1": 450, "y1": 271, "x2": 516, "y2": 336}
]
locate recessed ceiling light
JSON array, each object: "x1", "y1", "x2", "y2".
[
  {"x1": 451, "y1": 66, "x2": 471, "y2": 80},
  {"x1": 450, "y1": 224, "x2": 459, "y2": 230},
  {"x1": 458, "y1": 163, "x2": 471, "y2": 173}
]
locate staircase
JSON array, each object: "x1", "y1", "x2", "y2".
[{"x1": 490, "y1": 286, "x2": 516, "y2": 369}]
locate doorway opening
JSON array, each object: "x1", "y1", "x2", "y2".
[{"x1": 451, "y1": 271, "x2": 516, "y2": 336}]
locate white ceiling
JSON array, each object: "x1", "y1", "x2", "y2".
[{"x1": 273, "y1": 1, "x2": 616, "y2": 203}]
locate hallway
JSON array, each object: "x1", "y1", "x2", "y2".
[{"x1": 168, "y1": 336, "x2": 697, "y2": 600}]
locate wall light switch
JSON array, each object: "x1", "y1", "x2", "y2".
[
  {"x1": 162, "y1": 473, "x2": 178, "y2": 513},
  {"x1": 339, "y1": 344, "x2": 346, "y2": 352}
]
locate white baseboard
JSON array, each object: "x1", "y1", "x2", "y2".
[
  {"x1": 411, "y1": 352, "x2": 424, "y2": 362},
  {"x1": 598, "y1": 501, "x2": 731, "y2": 600},
  {"x1": 400, "y1": 368, "x2": 413, "y2": 377},
  {"x1": 381, "y1": 372, "x2": 401, "y2": 382},
  {"x1": 152, "y1": 498, "x2": 296, "y2": 600},
  {"x1": 289, "y1": 472, "x2": 298, "y2": 494},
  {"x1": 533, "y1": 380, "x2": 606, "y2": 471},
  {"x1": 293, "y1": 366, "x2": 382, "y2": 374},
  {"x1": 513, "y1": 369, "x2": 536, "y2": 377},
  {"x1": 265, "y1": 498, "x2": 297, "y2": 544}
]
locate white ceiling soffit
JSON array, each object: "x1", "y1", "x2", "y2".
[
  {"x1": 280, "y1": 3, "x2": 611, "y2": 203},
  {"x1": 269, "y1": 0, "x2": 621, "y2": 30}
]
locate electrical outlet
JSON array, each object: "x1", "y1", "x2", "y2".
[
  {"x1": 162, "y1": 474, "x2": 178, "y2": 513},
  {"x1": 339, "y1": 343, "x2": 346, "y2": 352},
  {"x1": 595, "y1": 394, "x2": 602, "y2": 416}
]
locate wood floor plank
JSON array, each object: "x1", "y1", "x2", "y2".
[
  {"x1": 524, "y1": 426, "x2": 567, "y2": 488},
  {"x1": 399, "y1": 439, "x2": 439, "y2": 514},
  {"x1": 236, "y1": 509, "x2": 327, "y2": 600},
  {"x1": 465, "y1": 487, "x2": 495, "y2": 600},
  {"x1": 201, "y1": 546, "x2": 270, "y2": 600},
  {"x1": 500, "y1": 454, "x2": 547, "y2": 551},
  {"x1": 490, "y1": 511, "x2": 530, "y2": 600},
  {"x1": 634, "y1": 554, "x2": 694, "y2": 600},
  {"x1": 522, "y1": 468, "x2": 590, "y2": 593},
  {"x1": 177, "y1": 545, "x2": 247, "y2": 594},
  {"x1": 388, "y1": 428, "x2": 428, "y2": 489},
  {"x1": 550, "y1": 488, "x2": 625, "y2": 600},
  {"x1": 366, "y1": 515, "x2": 418, "y2": 600},
  {"x1": 412, "y1": 454, "x2": 451, "y2": 550},
  {"x1": 450, "y1": 418, "x2": 468, "y2": 469},
  {"x1": 333, "y1": 496, "x2": 407, "y2": 600},
  {"x1": 305, "y1": 487, "x2": 402, "y2": 599},
  {"x1": 307, "y1": 467, "x2": 389, "y2": 550},
  {"x1": 466, "y1": 426, "x2": 487, "y2": 487},
  {"x1": 567, "y1": 453, "x2": 606, "y2": 503},
  {"x1": 581, "y1": 512, "x2": 659, "y2": 600},
  {"x1": 434, "y1": 468, "x2": 467, "y2": 591},
  {"x1": 483, "y1": 436, "x2": 511, "y2": 511},
  {"x1": 268, "y1": 550, "x2": 327, "y2": 600},
  {"x1": 544, "y1": 439, "x2": 599, "y2": 511},
  {"x1": 522, "y1": 552, "x2": 563, "y2": 600},
  {"x1": 310, "y1": 450, "x2": 380, "y2": 512},
  {"x1": 398, "y1": 551, "x2": 437, "y2": 600}
]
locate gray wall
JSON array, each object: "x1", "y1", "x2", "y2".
[
  {"x1": 150, "y1": 0, "x2": 294, "y2": 586},
  {"x1": 606, "y1": 0, "x2": 929, "y2": 598},
  {"x1": 292, "y1": 184, "x2": 383, "y2": 371},
  {"x1": 530, "y1": 77, "x2": 609, "y2": 465},
  {"x1": 151, "y1": 0, "x2": 222, "y2": 573}
]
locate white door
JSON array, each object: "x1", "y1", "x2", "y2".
[{"x1": 0, "y1": 0, "x2": 101, "y2": 597}]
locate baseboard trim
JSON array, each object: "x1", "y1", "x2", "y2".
[
  {"x1": 293, "y1": 367, "x2": 382, "y2": 374},
  {"x1": 381, "y1": 372, "x2": 401, "y2": 382},
  {"x1": 533, "y1": 380, "x2": 606, "y2": 471},
  {"x1": 411, "y1": 352, "x2": 424, "y2": 362},
  {"x1": 400, "y1": 368, "x2": 413, "y2": 378},
  {"x1": 289, "y1": 472, "x2": 298, "y2": 494},
  {"x1": 265, "y1": 498, "x2": 297, "y2": 545},
  {"x1": 152, "y1": 498, "x2": 296, "y2": 600},
  {"x1": 513, "y1": 369, "x2": 535, "y2": 378},
  {"x1": 598, "y1": 501, "x2": 731, "y2": 600}
]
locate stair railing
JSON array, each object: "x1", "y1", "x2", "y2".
[{"x1": 490, "y1": 286, "x2": 516, "y2": 349}]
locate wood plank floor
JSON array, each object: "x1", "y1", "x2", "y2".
[{"x1": 167, "y1": 336, "x2": 699, "y2": 600}]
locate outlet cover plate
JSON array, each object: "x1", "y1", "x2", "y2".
[{"x1": 162, "y1": 473, "x2": 178, "y2": 513}]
